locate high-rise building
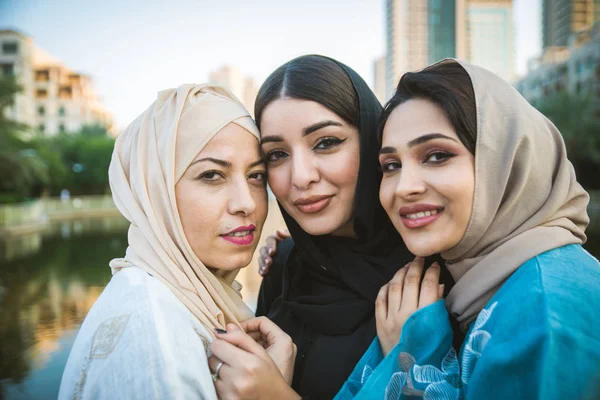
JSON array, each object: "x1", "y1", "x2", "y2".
[
  {"x1": 428, "y1": 0, "x2": 458, "y2": 64},
  {"x1": 373, "y1": 56, "x2": 387, "y2": 103},
  {"x1": 543, "y1": 0, "x2": 600, "y2": 49},
  {"x1": 209, "y1": 66, "x2": 258, "y2": 115},
  {"x1": 0, "y1": 29, "x2": 114, "y2": 136},
  {"x1": 465, "y1": 0, "x2": 514, "y2": 82},
  {"x1": 385, "y1": 0, "x2": 469, "y2": 97},
  {"x1": 386, "y1": 0, "x2": 429, "y2": 99}
]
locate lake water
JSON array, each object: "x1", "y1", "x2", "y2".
[{"x1": 0, "y1": 216, "x2": 598, "y2": 399}]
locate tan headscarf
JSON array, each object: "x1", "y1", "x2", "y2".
[
  {"x1": 435, "y1": 59, "x2": 590, "y2": 328},
  {"x1": 108, "y1": 84, "x2": 258, "y2": 336}
]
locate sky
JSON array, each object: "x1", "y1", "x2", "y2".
[{"x1": 0, "y1": 0, "x2": 541, "y2": 130}]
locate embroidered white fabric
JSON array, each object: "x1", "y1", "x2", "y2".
[{"x1": 58, "y1": 266, "x2": 217, "y2": 400}]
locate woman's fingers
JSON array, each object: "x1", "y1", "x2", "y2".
[
  {"x1": 275, "y1": 229, "x2": 291, "y2": 241},
  {"x1": 400, "y1": 257, "x2": 424, "y2": 313},
  {"x1": 265, "y1": 235, "x2": 280, "y2": 255},
  {"x1": 210, "y1": 337, "x2": 250, "y2": 367},
  {"x1": 211, "y1": 324, "x2": 264, "y2": 361},
  {"x1": 207, "y1": 354, "x2": 225, "y2": 375},
  {"x1": 376, "y1": 283, "x2": 389, "y2": 323},
  {"x1": 438, "y1": 284, "x2": 445, "y2": 299},
  {"x1": 387, "y1": 263, "x2": 409, "y2": 315},
  {"x1": 418, "y1": 262, "x2": 441, "y2": 308},
  {"x1": 240, "y1": 317, "x2": 286, "y2": 348}
]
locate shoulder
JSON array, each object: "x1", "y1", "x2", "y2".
[
  {"x1": 471, "y1": 244, "x2": 600, "y2": 345},
  {"x1": 59, "y1": 267, "x2": 217, "y2": 399},
  {"x1": 461, "y1": 247, "x2": 600, "y2": 397}
]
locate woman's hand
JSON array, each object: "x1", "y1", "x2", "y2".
[
  {"x1": 258, "y1": 229, "x2": 290, "y2": 276},
  {"x1": 376, "y1": 257, "x2": 444, "y2": 356},
  {"x1": 208, "y1": 319, "x2": 300, "y2": 399}
]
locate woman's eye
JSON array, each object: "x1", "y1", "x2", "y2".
[
  {"x1": 314, "y1": 137, "x2": 345, "y2": 150},
  {"x1": 425, "y1": 151, "x2": 455, "y2": 164},
  {"x1": 265, "y1": 150, "x2": 288, "y2": 163},
  {"x1": 249, "y1": 171, "x2": 267, "y2": 184},
  {"x1": 381, "y1": 161, "x2": 401, "y2": 173},
  {"x1": 198, "y1": 171, "x2": 223, "y2": 181}
]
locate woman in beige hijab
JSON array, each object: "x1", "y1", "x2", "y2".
[
  {"x1": 58, "y1": 84, "x2": 283, "y2": 399},
  {"x1": 334, "y1": 59, "x2": 600, "y2": 399}
]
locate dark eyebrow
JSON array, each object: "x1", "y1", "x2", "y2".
[
  {"x1": 407, "y1": 133, "x2": 458, "y2": 148},
  {"x1": 303, "y1": 120, "x2": 343, "y2": 136},
  {"x1": 379, "y1": 146, "x2": 396, "y2": 156},
  {"x1": 260, "y1": 120, "x2": 343, "y2": 145},
  {"x1": 191, "y1": 157, "x2": 231, "y2": 167},
  {"x1": 249, "y1": 159, "x2": 265, "y2": 168},
  {"x1": 260, "y1": 135, "x2": 283, "y2": 145}
]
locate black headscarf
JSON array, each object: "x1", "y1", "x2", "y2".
[{"x1": 277, "y1": 57, "x2": 413, "y2": 335}]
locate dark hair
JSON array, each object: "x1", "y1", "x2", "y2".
[
  {"x1": 255, "y1": 55, "x2": 359, "y2": 129},
  {"x1": 379, "y1": 61, "x2": 477, "y2": 154}
]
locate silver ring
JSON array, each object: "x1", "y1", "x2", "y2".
[{"x1": 212, "y1": 361, "x2": 224, "y2": 382}]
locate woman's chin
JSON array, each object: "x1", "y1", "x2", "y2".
[
  {"x1": 404, "y1": 240, "x2": 446, "y2": 258},
  {"x1": 204, "y1": 253, "x2": 255, "y2": 273}
]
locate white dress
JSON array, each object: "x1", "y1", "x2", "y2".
[{"x1": 59, "y1": 266, "x2": 217, "y2": 400}]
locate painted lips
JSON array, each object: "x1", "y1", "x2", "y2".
[
  {"x1": 293, "y1": 195, "x2": 334, "y2": 214},
  {"x1": 220, "y1": 224, "x2": 256, "y2": 246},
  {"x1": 399, "y1": 205, "x2": 444, "y2": 229}
]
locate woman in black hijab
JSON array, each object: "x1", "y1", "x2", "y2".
[{"x1": 209, "y1": 55, "x2": 448, "y2": 399}]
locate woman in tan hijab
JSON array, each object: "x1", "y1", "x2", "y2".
[
  {"x1": 58, "y1": 84, "x2": 285, "y2": 399},
  {"x1": 334, "y1": 59, "x2": 600, "y2": 399}
]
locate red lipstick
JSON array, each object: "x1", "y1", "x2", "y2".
[{"x1": 221, "y1": 224, "x2": 256, "y2": 246}]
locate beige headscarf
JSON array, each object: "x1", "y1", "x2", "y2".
[
  {"x1": 108, "y1": 84, "x2": 258, "y2": 336},
  {"x1": 434, "y1": 59, "x2": 590, "y2": 328}
]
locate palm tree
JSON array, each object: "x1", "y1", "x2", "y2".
[{"x1": 0, "y1": 76, "x2": 48, "y2": 203}]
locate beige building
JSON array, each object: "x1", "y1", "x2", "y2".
[
  {"x1": 373, "y1": 56, "x2": 387, "y2": 103},
  {"x1": 209, "y1": 66, "x2": 259, "y2": 115},
  {"x1": 0, "y1": 29, "x2": 113, "y2": 136},
  {"x1": 385, "y1": 0, "x2": 429, "y2": 99}
]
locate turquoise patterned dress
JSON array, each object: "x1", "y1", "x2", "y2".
[{"x1": 335, "y1": 245, "x2": 600, "y2": 400}]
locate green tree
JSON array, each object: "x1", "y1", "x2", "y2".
[
  {"x1": 536, "y1": 92, "x2": 600, "y2": 190},
  {"x1": 30, "y1": 125, "x2": 115, "y2": 196},
  {"x1": 0, "y1": 76, "x2": 48, "y2": 203}
]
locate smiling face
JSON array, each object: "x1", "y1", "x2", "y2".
[
  {"x1": 175, "y1": 123, "x2": 268, "y2": 271},
  {"x1": 378, "y1": 98, "x2": 475, "y2": 257},
  {"x1": 260, "y1": 98, "x2": 360, "y2": 237}
]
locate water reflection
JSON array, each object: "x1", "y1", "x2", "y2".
[{"x1": 0, "y1": 219, "x2": 128, "y2": 400}]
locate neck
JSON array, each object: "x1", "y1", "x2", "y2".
[{"x1": 211, "y1": 268, "x2": 239, "y2": 285}]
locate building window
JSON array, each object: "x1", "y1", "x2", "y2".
[
  {"x1": 35, "y1": 89, "x2": 48, "y2": 99},
  {"x1": 59, "y1": 86, "x2": 72, "y2": 100},
  {"x1": 39, "y1": 124, "x2": 45, "y2": 133},
  {"x1": 59, "y1": 106, "x2": 65, "y2": 116},
  {"x1": 59, "y1": 124, "x2": 66, "y2": 133},
  {"x1": 38, "y1": 106, "x2": 45, "y2": 116},
  {"x1": 2, "y1": 42, "x2": 18, "y2": 54},
  {"x1": 35, "y1": 70, "x2": 50, "y2": 82},
  {"x1": 0, "y1": 63, "x2": 14, "y2": 75}
]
